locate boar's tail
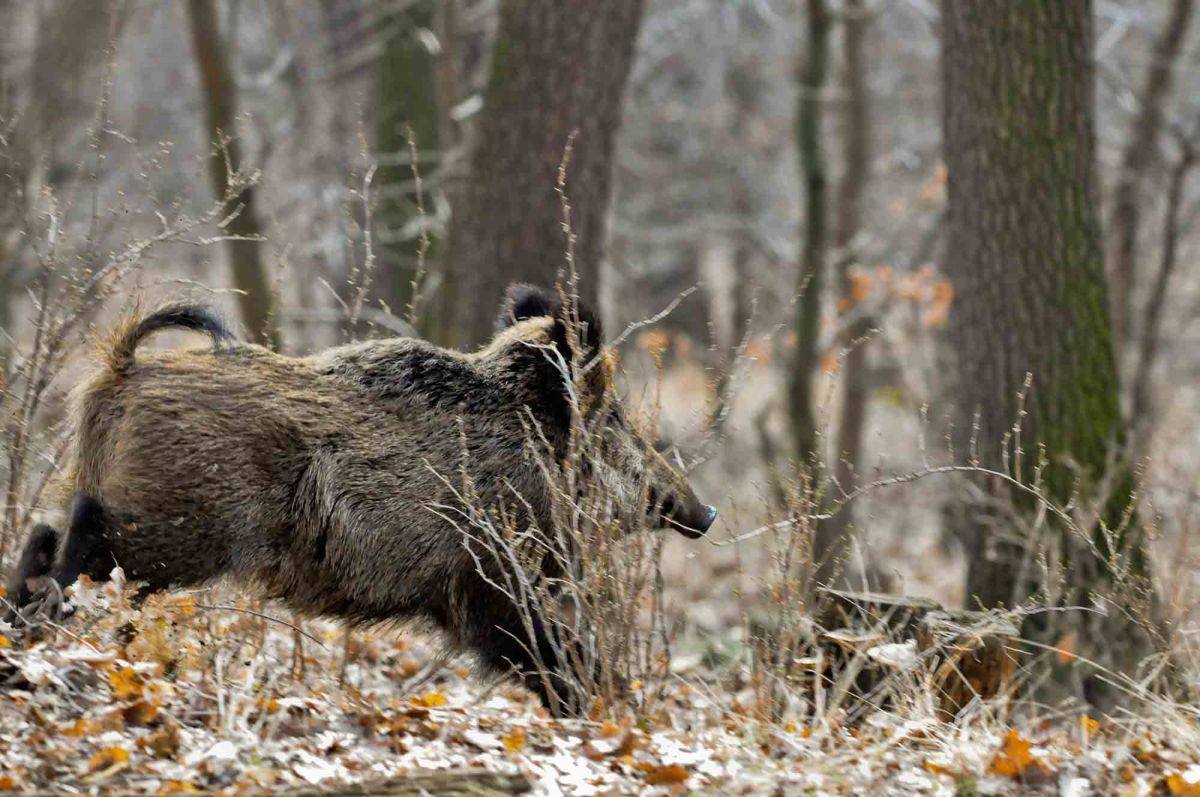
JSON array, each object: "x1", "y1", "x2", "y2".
[{"x1": 103, "y1": 304, "x2": 234, "y2": 374}]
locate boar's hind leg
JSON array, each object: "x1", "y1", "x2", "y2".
[
  {"x1": 50, "y1": 494, "x2": 118, "y2": 589},
  {"x1": 11, "y1": 495, "x2": 117, "y2": 625},
  {"x1": 2, "y1": 523, "x2": 59, "y2": 624}
]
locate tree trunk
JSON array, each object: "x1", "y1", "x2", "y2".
[
  {"x1": 1107, "y1": 0, "x2": 1193, "y2": 356},
  {"x1": 440, "y1": 0, "x2": 645, "y2": 348},
  {"x1": 185, "y1": 0, "x2": 280, "y2": 349},
  {"x1": 373, "y1": 0, "x2": 450, "y2": 332},
  {"x1": 815, "y1": 0, "x2": 872, "y2": 586},
  {"x1": 788, "y1": 0, "x2": 830, "y2": 465},
  {"x1": 942, "y1": 0, "x2": 1157, "y2": 700}
]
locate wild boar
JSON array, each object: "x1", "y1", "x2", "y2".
[{"x1": 3, "y1": 284, "x2": 716, "y2": 712}]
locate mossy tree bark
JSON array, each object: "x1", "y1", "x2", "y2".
[
  {"x1": 186, "y1": 0, "x2": 279, "y2": 350},
  {"x1": 440, "y1": 0, "x2": 645, "y2": 348},
  {"x1": 942, "y1": 0, "x2": 1159, "y2": 700}
]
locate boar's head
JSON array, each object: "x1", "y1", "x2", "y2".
[{"x1": 495, "y1": 284, "x2": 717, "y2": 539}]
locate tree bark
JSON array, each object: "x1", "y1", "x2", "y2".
[
  {"x1": 1107, "y1": 0, "x2": 1193, "y2": 355},
  {"x1": 788, "y1": 0, "x2": 830, "y2": 465},
  {"x1": 185, "y1": 0, "x2": 280, "y2": 349},
  {"x1": 440, "y1": 0, "x2": 645, "y2": 348},
  {"x1": 815, "y1": 0, "x2": 872, "y2": 586},
  {"x1": 373, "y1": 0, "x2": 450, "y2": 332},
  {"x1": 942, "y1": 0, "x2": 1156, "y2": 699}
]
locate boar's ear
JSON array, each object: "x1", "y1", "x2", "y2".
[{"x1": 497, "y1": 283, "x2": 604, "y2": 365}]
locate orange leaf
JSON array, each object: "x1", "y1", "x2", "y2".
[
  {"x1": 0, "y1": 775, "x2": 18, "y2": 790},
  {"x1": 643, "y1": 764, "x2": 689, "y2": 785},
  {"x1": 0, "y1": 635, "x2": 10, "y2": 650},
  {"x1": 1080, "y1": 715, "x2": 1100, "y2": 737},
  {"x1": 158, "y1": 780, "x2": 201, "y2": 794},
  {"x1": 1168, "y1": 773, "x2": 1200, "y2": 796},
  {"x1": 64, "y1": 719, "x2": 101, "y2": 738},
  {"x1": 108, "y1": 666, "x2": 145, "y2": 700},
  {"x1": 87, "y1": 746, "x2": 130, "y2": 773},
  {"x1": 411, "y1": 690, "x2": 447, "y2": 708},
  {"x1": 501, "y1": 729, "x2": 526, "y2": 754},
  {"x1": 988, "y1": 730, "x2": 1042, "y2": 779}
]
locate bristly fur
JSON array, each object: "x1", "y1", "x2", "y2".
[{"x1": 5, "y1": 285, "x2": 712, "y2": 715}]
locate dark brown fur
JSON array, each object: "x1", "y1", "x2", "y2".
[{"x1": 3, "y1": 286, "x2": 714, "y2": 713}]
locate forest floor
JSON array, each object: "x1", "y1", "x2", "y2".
[{"x1": 1, "y1": 573, "x2": 1197, "y2": 796}]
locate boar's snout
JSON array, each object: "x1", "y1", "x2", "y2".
[{"x1": 656, "y1": 485, "x2": 718, "y2": 539}]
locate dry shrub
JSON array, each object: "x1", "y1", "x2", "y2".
[{"x1": 422, "y1": 301, "x2": 683, "y2": 717}]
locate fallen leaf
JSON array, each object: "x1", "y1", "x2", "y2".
[
  {"x1": 989, "y1": 730, "x2": 1043, "y2": 779},
  {"x1": 87, "y1": 746, "x2": 130, "y2": 775},
  {"x1": 1167, "y1": 767, "x2": 1200, "y2": 795},
  {"x1": 411, "y1": 690, "x2": 447, "y2": 708},
  {"x1": 501, "y1": 728, "x2": 526, "y2": 753},
  {"x1": 123, "y1": 698, "x2": 160, "y2": 726},
  {"x1": 140, "y1": 722, "x2": 181, "y2": 759},
  {"x1": 924, "y1": 760, "x2": 957, "y2": 778},
  {"x1": 108, "y1": 666, "x2": 145, "y2": 700},
  {"x1": 643, "y1": 764, "x2": 689, "y2": 785}
]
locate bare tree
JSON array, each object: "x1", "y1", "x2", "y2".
[
  {"x1": 788, "y1": 0, "x2": 830, "y2": 465},
  {"x1": 440, "y1": 0, "x2": 646, "y2": 348},
  {"x1": 1107, "y1": 0, "x2": 1194, "y2": 354},
  {"x1": 812, "y1": 0, "x2": 874, "y2": 586},
  {"x1": 185, "y1": 0, "x2": 279, "y2": 349}
]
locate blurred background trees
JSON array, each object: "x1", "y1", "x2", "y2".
[{"x1": 2, "y1": 0, "x2": 1200, "y2": 703}]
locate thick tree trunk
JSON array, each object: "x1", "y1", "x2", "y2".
[
  {"x1": 440, "y1": 0, "x2": 645, "y2": 348},
  {"x1": 942, "y1": 0, "x2": 1156, "y2": 699},
  {"x1": 788, "y1": 0, "x2": 830, "y2": 465},
  {"x1": 815, "y1": 0, "x2": 872, "y2": 586},
  {"x1": 1107, "y1": 0, "x2": 1193, "y2": 355},
  {"x1": 186, "y1": 0, "x2": 279, "y2": 349}
]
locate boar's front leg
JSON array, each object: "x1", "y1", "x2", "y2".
[{"x1": 464, "y1": 592, "x2": 586, "y2": 716}]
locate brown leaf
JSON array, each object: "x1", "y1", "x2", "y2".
[
  {"x1": 643, "y1": 764, "x2": 689, "y2": 785},
  {"x1": 140, "y1": 722, "x2": 181, "y2": 759},
  {"x1": 123, "y1": 699, "x2": 161, "y2": 726}
]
